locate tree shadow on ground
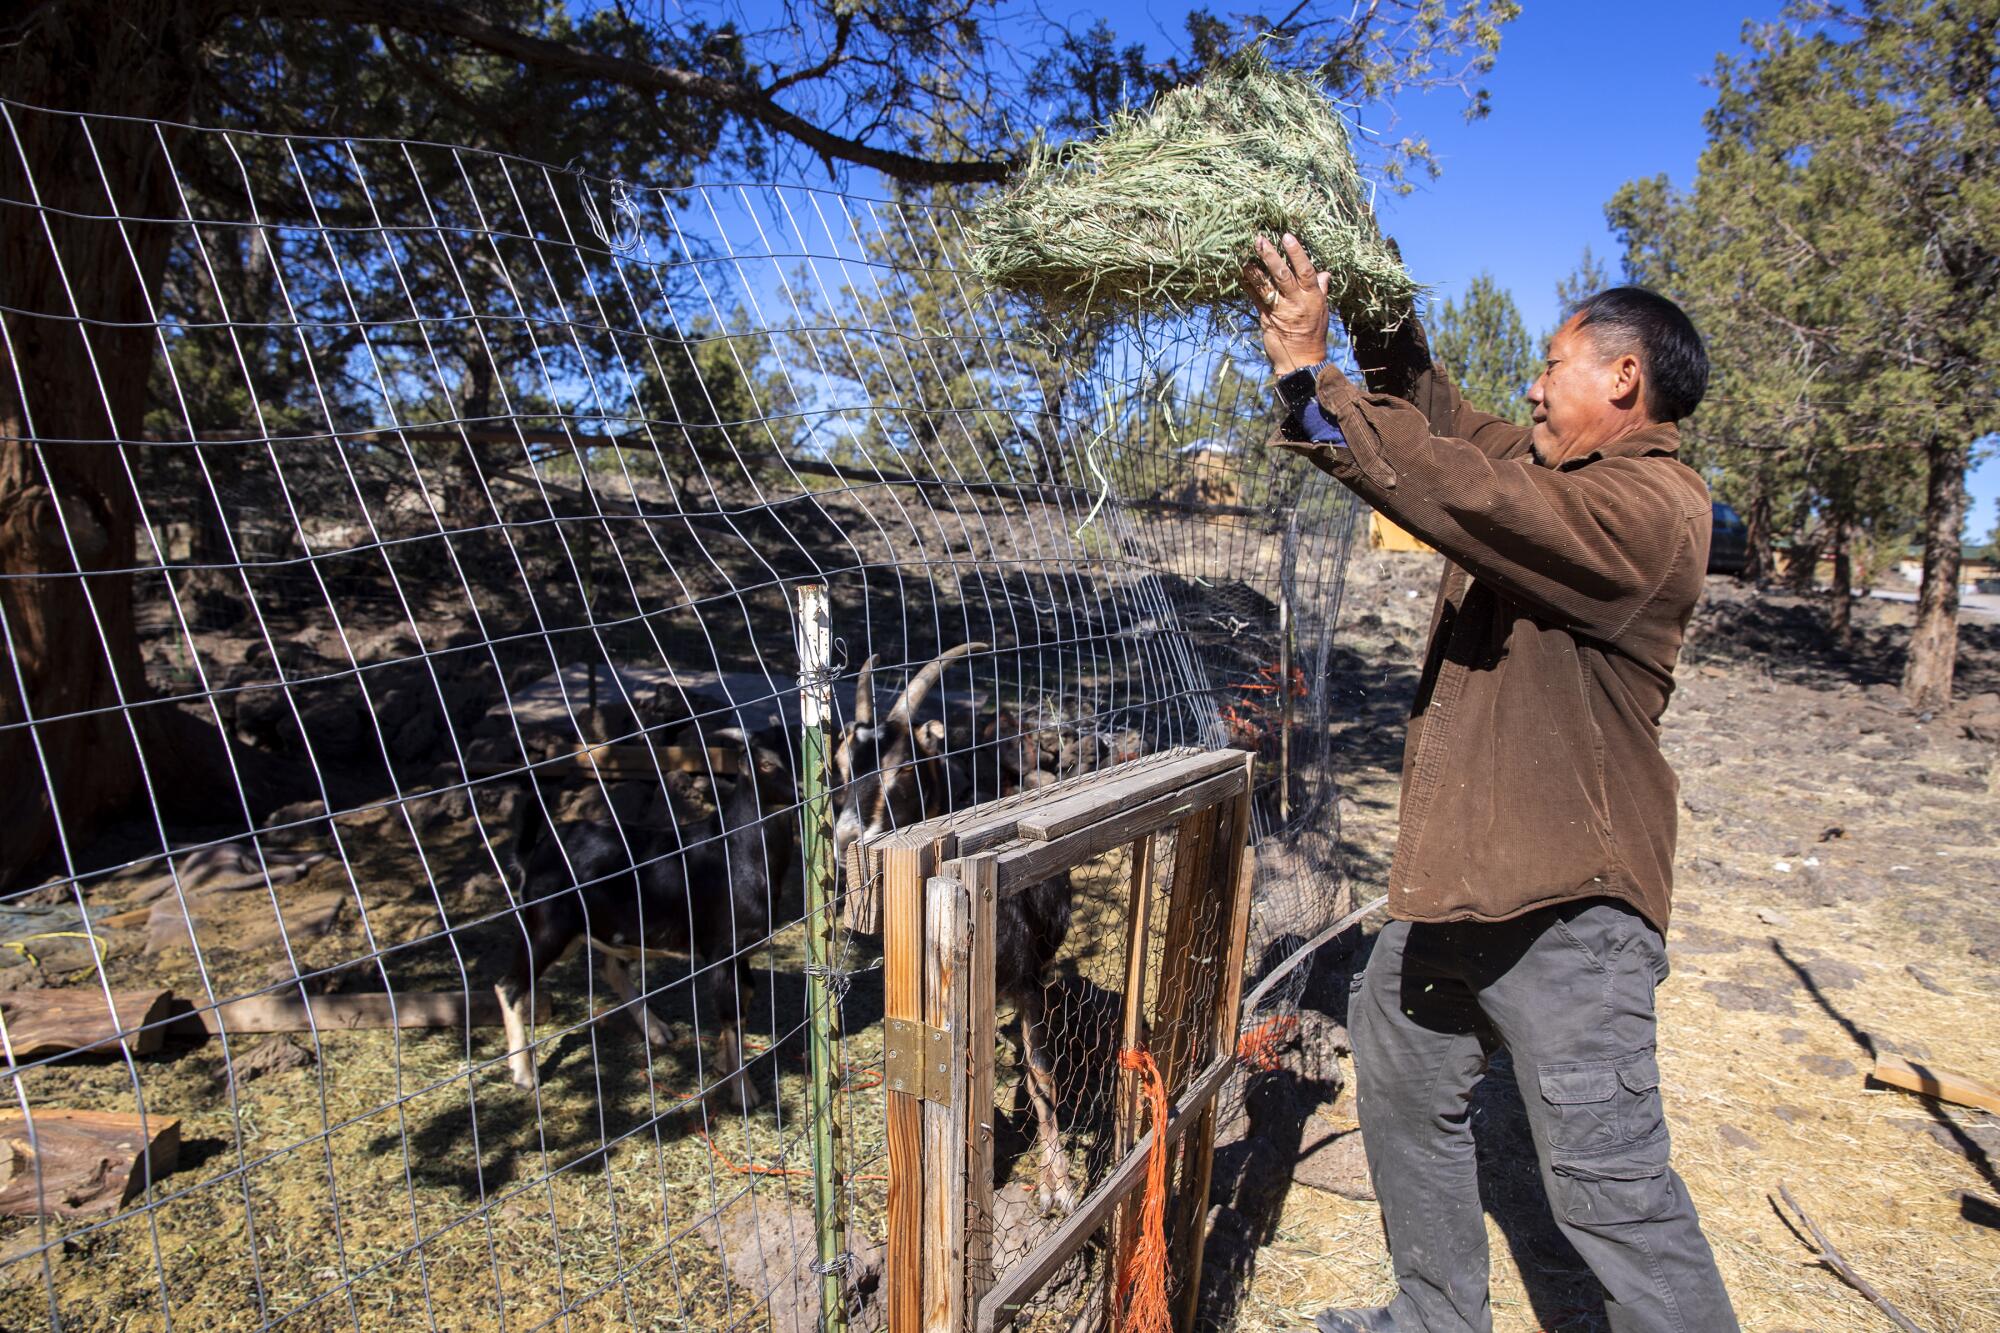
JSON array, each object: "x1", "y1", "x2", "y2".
[
  {"x1": 1772, "y1": 939, "x2": 1999, "y2": 1198},
  {"x1": 1197, "y1": 942, "x2": 1356, "y2": 1332},
  {"x1": 372, "y1": 963, "x2": 811, "y2": 1201},
  {"x1": 1685, "y1": 582, "x2": 2000, "y2": 697},
  {"x1": 1323, "y1": 643, "x2": 1422, "y2": 775}
]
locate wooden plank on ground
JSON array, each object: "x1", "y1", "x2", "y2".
[
  {"x1": 991, "y1": 768, "x2": 1244, "y2": 896},
  {"x1": 1870, "y1": 1054, "x2": 2000, "y2": 1114},
  {"x1": 882, "y1": 841, "x2": 932, "y2": 1333},
  {"x1": 0, "y1": 1110, "x2": 181, "y2": 1219},
  {"x1": 0, "y1": 989, "x2": 174, "y2": 1063},
  {"x1": 176, "y1": 991, "x2": 505, "y2": 1036},
  {"x1": 923, "y1": 872, "x2": 970, "y2": 1333},
  {"x1": 465, "y1": 741, "x2": 743, "y2": 782},
  {"x1": 975, "y1": 1048, "x2": 1236, "y2": 1333}
]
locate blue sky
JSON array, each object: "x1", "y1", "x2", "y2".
[
  {"x1": 1001, "y1": 0, "x2": 2000, "y2": 539},
  {"x1": 1060, "y1": 0, "x2": 1759, "y2": 334},
  {"x1": 705, "y1": 0, "x2": 1996, "y2": 539}
]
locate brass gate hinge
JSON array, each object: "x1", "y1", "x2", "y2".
[{"x1": 883, "y1": 1016, "x2": 954, "y2": 1104}]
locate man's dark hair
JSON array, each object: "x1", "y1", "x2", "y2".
[{"x1": 1570, "y1": 286, "x2": 1709, "y2": 422}]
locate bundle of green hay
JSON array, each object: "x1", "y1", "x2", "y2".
[{"x1": 967, "y1": 51, "x2": 1418, "y2": 327}]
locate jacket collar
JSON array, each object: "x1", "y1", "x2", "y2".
[{"x1": 1534, "y1": 421, "x2": 1681, "y2": 471}]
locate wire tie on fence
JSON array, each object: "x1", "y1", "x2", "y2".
[
  {"x1": 804, "y1": 961, "x2": 852, "y2": 1004},
  {"x1": 796, "y1": 639, "x2": 850, "y2": 712},
  {"x1": 797, "y1": 663, "x2": 844, "y2": 697},
  {"x1": 809, "y1": 1252, "x2": 852, "y2": 1277},
  {"x1": 579, "y1": 175, "x2": 645, "y2": 257}
]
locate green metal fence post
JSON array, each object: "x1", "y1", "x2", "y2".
[{"x1": 794, "y1": 582, "x2": 848, "y2": 1333}]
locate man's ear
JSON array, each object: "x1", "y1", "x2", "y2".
[{"x1": 1612, "y1": 352, "x2": 1645, "y2": 408}]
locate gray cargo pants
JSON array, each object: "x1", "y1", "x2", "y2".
[{"x1": 1350, "y1": 899, "x2": 1737, "y2": 1333}]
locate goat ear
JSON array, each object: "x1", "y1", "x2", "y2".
[{"x1": 915, "y1": 718, "x2": 947, "y2": 756}]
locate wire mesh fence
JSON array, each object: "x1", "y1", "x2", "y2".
[{"x1": 0, "y1": 98, "x2": 1361, "y2": 1331}]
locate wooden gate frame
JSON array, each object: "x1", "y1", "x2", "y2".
[{"x1": 868, "y1": 747, "x2": 1257, "y2": 1333}]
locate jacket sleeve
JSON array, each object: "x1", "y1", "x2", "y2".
[
  {"x1": 1275, "y1": 373, "x2": 1706, "y2": 645},
  {"x1": 1348, "y1": 313, "x2": 1530, "y2": 460}
]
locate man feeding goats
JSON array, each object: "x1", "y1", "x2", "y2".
[{"x1": 1242, "y1": 234, "x2": 1738, "y2": 1333}]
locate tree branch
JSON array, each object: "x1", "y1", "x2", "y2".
[
  {"x1": 761, "y1": 12, "x2": 852, "y2": 96},
  {"x1": 1774, "y1": 1186, "x2": 1928, "y2": 1333},
  {"x1": 233, "y1": 0, "x2": 1015, "y2": 183}
]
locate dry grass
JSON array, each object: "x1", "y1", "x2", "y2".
[
  {"x1": 1233, "y1": 587, "x2": 2000, "y2": 1333},
  {"x1": 0, "y1": 820, "x2": 1162, "y2": 1331},
  {"x1": 1229, "y1": 904, "x2": 2000, "y2": 1332},
  {"x1": 0, "y1": 787, "x2": 860, "y2": 1333},
  {"x1": 0, "y1": 949, "x2": 839, "y2": 1330},
  {"x1": 967, "y1": 49, "x2": 1416, "y2": 327}
]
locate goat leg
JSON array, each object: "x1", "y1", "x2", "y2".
[
  {"x1": 1019, "y1": 1002, "x2": 1075, "y2": 1214},
  {"x1": 598, "y1": 949, "x2": 674, "y2": 1049},
  {"x1": 498, "y1": 895, "x2": 582, "y2": 1092},
  {"x1": 705, "y1": 962, "x2": 762, "y2": 1112},
  {"x1": 496, "y1": 976, "x2": 540, "y2": 1091}
]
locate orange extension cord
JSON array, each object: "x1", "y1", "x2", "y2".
[
  {"x1": 1112, "y1": 1047, "x2": 1172, "y2": 1333},
  {"x1": 1234, "y1": 1014, "x2": 1300, "y2": 1072}
]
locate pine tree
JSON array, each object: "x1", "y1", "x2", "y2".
[
  {"x1": 1606, "y1": 0, "x2": 1996, "y2": 689},
  {"x1": 1552, "y1": 246, "x2": 1609, "y2": 317},
  {"x1": 1428, "y1": 272, "x2": 1533, "y2": 425}
]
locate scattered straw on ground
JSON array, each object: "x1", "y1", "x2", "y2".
[
  {"x1": 967, "y1": 49, "x2": 1416, "y2": 327},
  {"x1": 1234, "y1": 554, "x2": 2000, "y2": 1333}
]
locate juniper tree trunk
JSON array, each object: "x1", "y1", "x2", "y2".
[
  {"x1": 1902, "y1": 434, "x2": 1968, "y2": 711},
  {"x1": 0, "y1": 3, "x2": 223, "y2": 888},
  {"x1": 1786, "y1": 526, "x2": 1822, "y2": 596},
  {"x1": 1743, "y1": 481, "x2": 1775, "y2": 586},
  {"x1": 1829, "y1": 516, "x2": 1853, "y2": 650}
]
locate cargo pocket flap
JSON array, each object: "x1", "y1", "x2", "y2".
[
  {"x1": 1617, "y1": 1053, "x2": 1660, "y2": 1094},
  {"x1": 1554, "y1": 1130, "x2": 1671, "y2": 1183},
  {"x1": 1539, "y1": 1064, "x2": 1618, "y2": 1105}
]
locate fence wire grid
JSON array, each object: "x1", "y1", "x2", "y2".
[{"x1": 0, "y1": 98, "x2": 1364, "y2": 1332}]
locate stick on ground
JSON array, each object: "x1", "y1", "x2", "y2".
[{"x1": 1775, "y1": 1184, "x2": 1928, "y2": 1333}]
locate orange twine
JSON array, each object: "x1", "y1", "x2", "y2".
[
  {"x1": 1112, "y1": 1047, "x2": 1171, "y2": 1333},
  {"x1": 675, "y1": 1049, "x2": 887, "y2": 1182},
  {"x1": 695, "y1": 1124, "x2": 888, "y2": 1183},
  {"x1": 1234, "y1": 1014, "x2": 1299, "y2": 1072}
]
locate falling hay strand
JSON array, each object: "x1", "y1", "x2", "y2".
[{"x1": 968, "y1": 51, "x2": 1419, "y2": 327}]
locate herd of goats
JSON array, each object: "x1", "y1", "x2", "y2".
[{"x1": 491, "y1": 642, "x2": 1088, "y2": 1214}]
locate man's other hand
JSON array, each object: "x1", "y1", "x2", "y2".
[{"x1": 1240, "y1": 233, "x2": 1331, "y2": 374}]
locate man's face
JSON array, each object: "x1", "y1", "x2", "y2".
[{"x1": 1525, "y1": 314, "x2": 1644, "y2": 464}]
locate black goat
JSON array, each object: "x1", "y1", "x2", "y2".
[
  {"x1": 495, "y1": 728, "x2": 788, "y2": 1110},
  {"x1": 833, "y1": 643, "x2": 1079, "y2": 1213}
]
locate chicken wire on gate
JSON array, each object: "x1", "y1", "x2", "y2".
[
  {"x1": 943, "y1": 771, "x2": 1255, "y2": 1333},
  {"x1": 0, "y1": 95, "x2": 1360, "y2": 1331}
]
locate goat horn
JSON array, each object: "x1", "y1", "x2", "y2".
[
  {"x1": 887, "y1": 641, "x2": 986, "y2": 726},
  {"x1": 853, "y1": 655, "x2": 879, "y2": 726}
]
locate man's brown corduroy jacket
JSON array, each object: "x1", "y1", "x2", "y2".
[{"x1": 1273, "y1": 324, "x2": 1710, "y2": 933}]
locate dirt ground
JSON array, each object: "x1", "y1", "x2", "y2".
[
  {"x1": 1215, "y1": 549, "x2": 2000, "y2": 1333},
  {"x1": 5, "y1": 516, "x2": 1996, "y2": 1332}
]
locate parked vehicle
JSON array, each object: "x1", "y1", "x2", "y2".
[{"x1": 1709, "y1": 502, "x2": 1750, "y2": 575}]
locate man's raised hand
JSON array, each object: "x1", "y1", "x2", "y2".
[{"x1": 1239, "y1": 232, "x2": 1331, "y2": 374}]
